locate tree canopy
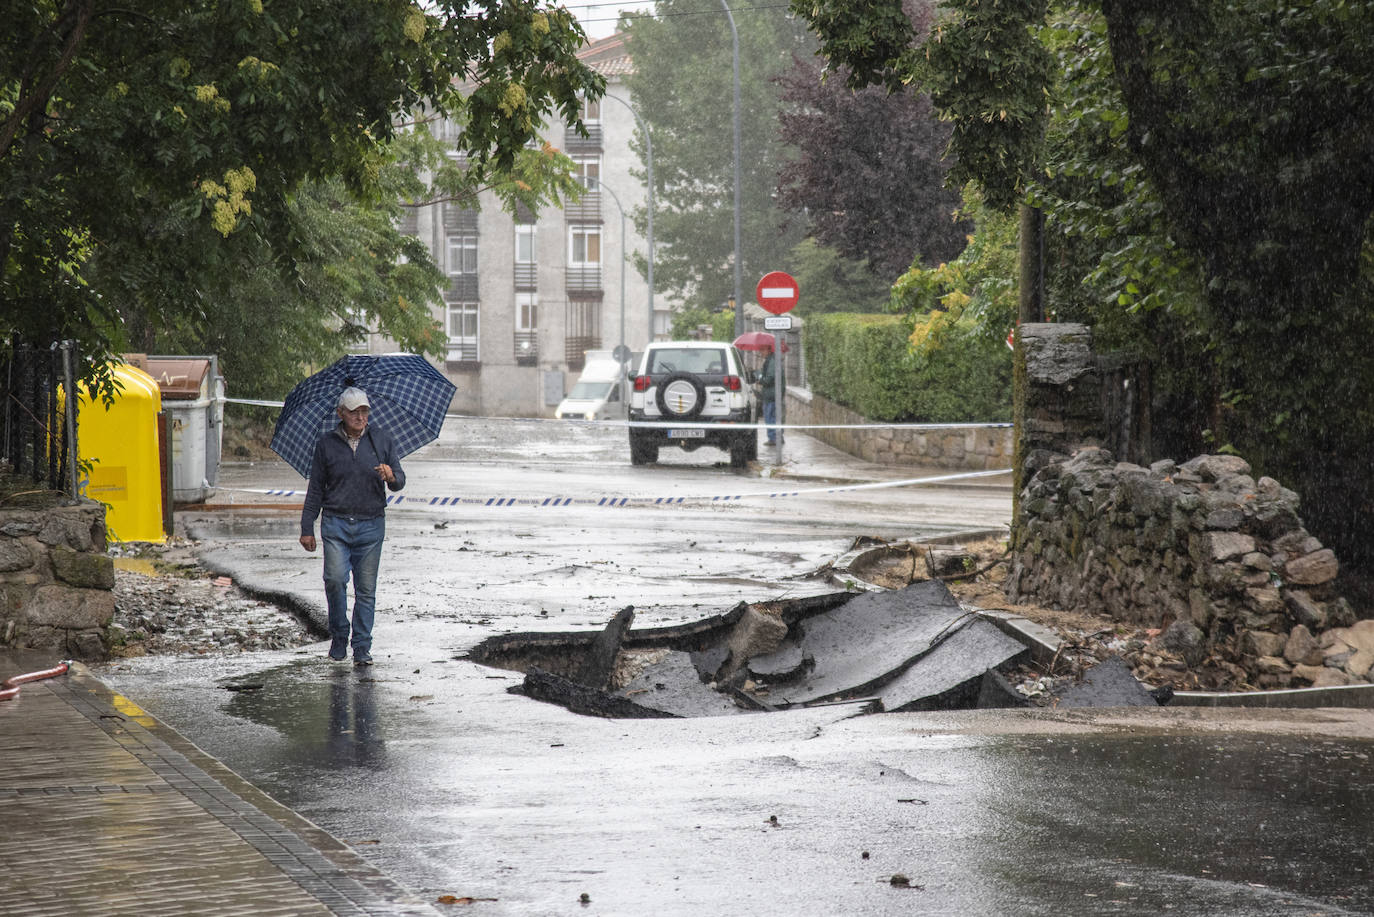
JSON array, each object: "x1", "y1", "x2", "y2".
[
  {"x1": 793, "y1": 0, "x2": 1374, "y2": 569},
  {"x1": 621, "y1": 0, "x2": 814, "y2": 314},
  {"x1": 775, "y1": 48, "x2": 969, "y2": 280},
  {"x1": 2, "y1": 0, "x2": 604, "y2": 393}
]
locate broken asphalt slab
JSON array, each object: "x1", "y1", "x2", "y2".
[
  {"x1": 767, "y1": 580, "x2": 1027, "y2": 709},
  {"x1": 478, "y1": 580, "x2": 1035, "y2": 718}
]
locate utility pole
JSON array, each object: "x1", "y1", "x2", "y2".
[{"x1": 721, "y1": 0, "x2": 743, "y2": 340}]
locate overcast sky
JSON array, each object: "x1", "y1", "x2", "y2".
[{"x1": 566, "y1": 1, "x2": 652, "y2": 41}]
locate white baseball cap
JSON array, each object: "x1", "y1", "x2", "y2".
[{"x1": 337, "y1": 387, "x2": 370, "y2": 411}]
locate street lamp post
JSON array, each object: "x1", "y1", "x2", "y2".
[
  {"x1": 593, "y1": 178, "x2": 628, "y2": 374},
  {"x1": 721, "y1": 0, "x2": 743, "y2": 340},
  {"x1": 602, "y1": 92, "x2": 654, "y2": 344}
]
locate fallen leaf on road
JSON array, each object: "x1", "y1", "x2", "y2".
[{"x1": 436, "y1": 895, "x2": 499, "y2": 905}]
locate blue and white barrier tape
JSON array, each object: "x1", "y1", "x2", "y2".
[
  {"x1": 223, "y1": 398, "x2": 1007, "y2": 432},
  {"x1": 223, "y1": 468, "x2": 1009, "y2": 510}
]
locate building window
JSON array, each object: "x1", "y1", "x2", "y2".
[
  {"x1": 446, "y1": 301, "x2": 478, "y2": 362},
  {"x1": 516, "y1": 224, "x2": 536, "y2": 265},
  {"x1": 447, "y1": 234, "x2": 477, "y2": 276},
  {"x1": 580, "y1": 95, "x2": 601, "y2": 126},
  {"x1": 569, "y1": 226, "x2": 601, "y2": 266},
  {"x1": 565, "y1": 300, "x2": 601, "y2": 371},
  {"x1": 572, "y1": 155, "x2": 601, "y2": 190},
  {"x1": 517, "y1": 293, "x2": 538, "y2": 333},
  {"x1": 515, "y1": 223, "x2": 537, "y2": 289},
  {"x1": 515, "y1": 292, "x2": 538, "y2": 365}
]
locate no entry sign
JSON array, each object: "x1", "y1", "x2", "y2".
[{"x1": 756, "y1": 271, "x2": 799, "y2": 315}]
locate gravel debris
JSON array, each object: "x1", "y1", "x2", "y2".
[{"x1": 109, "y1": 537, "x2": 315, "y2": 657}]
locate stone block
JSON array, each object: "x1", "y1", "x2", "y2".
[
  {"x1": 1327, "y1": 598, "x2": 1356, "y2": 628},
  {"x1": 1292, "y1": 664, "x2": 1327, "y2": 684},
  {"x1": 22, "y1": 584, "x2": 116, "y2": 630},
  {"x1": 726, "y1": 607, "x2": 789, "y2": 672},
  {"x1": 1155, "y1": 619, "x2": 1206, "y2": 666},
  {"x1": 68, "y1": 629, "x2": 108, "y2": 660},
  {"x1": 1331, "y1": 620, "x2": 1374, "y2": 654},
  {"x1": 1284, "y1": 549, "x2": 1338, "y2": 586},
  {"x1": 1204, "y1": 506, "x2": 1245, "y2": 531},
  {"x1": 38, "y1": 514, "x2": 96, "y2": 552},
  {"x1": 0, "y1": 539, "x2": 35, "y2": 573},
  {"x1": 1243, "y1": 586, "x2": 1285, "y2": 616},
  {"x1": 1283, "y1": 625, "x2": 1322, "y2": 666},
  {"x1": 1182, "y1": 454, "x2": 1252, "y2": 482},
  {"x1": 1343, "y1": 650, "x2": 1374, "y2": 681},
  {"x1": 1283, "y1": 590, "x2": 1327, "y2": 630},
  {"x1": 1203, "y1": 531, "x2": 1255, "y2": 563},
  {"x1": 1312, "y1": 668, "x2": 1354, "y2": 688},
  {"x1": 1254, "y1": 654, "x2": 1292, "y2": 675},
  {"x1": 1241, "y1": 630, "x2": 1286, "y2": 659},
  {"x1": 51, "y1": 546, "x2": 116, "y2": 590}
]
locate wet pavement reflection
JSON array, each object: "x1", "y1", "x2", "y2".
[
  {"x1": 966, "y1": 733, "x2": 1374, "y2": 915},
  {"x1": 91, "y1": 423, "x2": 1374, "y2": 916},
  {"x1": 223, "y1": 662, "x2": 388, "y2": 772}
]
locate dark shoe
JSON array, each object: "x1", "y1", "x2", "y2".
[
  {"x1": 328, "y1": 637, "x2": 348, "y2": 661},
  {"x1": 354, "y1": 653, "x2": 373, "y2": 667}
]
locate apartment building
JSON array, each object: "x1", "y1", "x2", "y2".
[{"x1": 384, "y1": 33, "x2": 666, "y2": 417}]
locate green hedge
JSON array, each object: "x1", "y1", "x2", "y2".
[{"x1": 803, "y1": 313, "x2": 1012, "y2": 422}]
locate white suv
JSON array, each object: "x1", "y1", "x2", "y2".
[{"x1": 627, "y1": 341, "x2": 758, "y2": 468}]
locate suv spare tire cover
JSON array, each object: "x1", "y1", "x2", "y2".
[{"x1": 655, "y1": 371, "x2": 707, "y2": 420}]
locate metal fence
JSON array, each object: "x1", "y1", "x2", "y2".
[{"x1": 1, "y1": 340, "x2": 80, "y2": 498}]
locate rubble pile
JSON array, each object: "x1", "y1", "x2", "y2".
[
  {"x1": 1007, "y1": 448, "x2": 1365, "y2": 690},
  {"x1": 109, "y1": 539, "x2": 313, "y2": 656}
]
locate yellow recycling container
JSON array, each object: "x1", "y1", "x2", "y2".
[{"x1": 78, "y1": 364, "x2": 165, "y2": 543}]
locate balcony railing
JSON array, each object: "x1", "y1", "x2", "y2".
[
  {"x1": 565, "y1": 266, "x2": 602, "y2": 295},
  {"x1": 564, "y1": 192, "x2": 601, "y2": 223},
  {"x1": 565, "y1": 335, "x2": 601, "y2": 371},
  {"x1": 564, "y1": 124, "x2": 602, "y2": 152},
  {"x1": 446, "y1": 275, "x2": 479, "y2": 301},
  {"x1": 445, "y1": 340, "x2": 478, "y2": 364},
  {"x1": 514, "y1": 262, "x2": 537, "y2": 290},
  {"x1": 514, "y1": 331, "x2": 539, "y2": 366}
]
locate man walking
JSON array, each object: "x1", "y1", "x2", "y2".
[{"x1": 299, "y1": 387, "x2": 405, "y2": 666}]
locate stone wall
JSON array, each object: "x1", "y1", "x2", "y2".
[
  {"x1": 1009, "y1": 323, "x2": 1369, "y2": 690},
  {"x1": 784, "y1": 388, "x2": 1012, "y2": 471},
  {"x1": 0, "y1": 500, "x2": 114, "y2": 660}
]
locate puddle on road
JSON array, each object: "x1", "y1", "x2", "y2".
[
  {"x1": 113, "y1": 557, "x2": 162, "y2": 577},
  {"x1": 216, "y1": 661, "x2": 390, "y2": 769}
]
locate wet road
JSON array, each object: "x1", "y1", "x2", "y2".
[{"x1": 95, "y1": 419, "x2": 1374, "y2": 916}]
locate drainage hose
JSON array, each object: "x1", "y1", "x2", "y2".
[{"x1": 0, "y1": 661, "x2": 71, "y2": 702}]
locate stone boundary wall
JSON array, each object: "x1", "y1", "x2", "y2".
[
  {"x1": 1009, "y1": 323, "x2": 1371, "y2": 690},
  {"x1": 784, "y1": 388, "x2": 1012, "y2": 471},
  {"x1": 0, "y1": 500, "x2": 114, "y2": 660}
]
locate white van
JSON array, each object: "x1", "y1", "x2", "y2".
[{"x1": 554, "y1": 352, "x2": 628, "y2": 421}]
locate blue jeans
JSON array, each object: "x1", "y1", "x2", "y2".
[
  {"x1": 763, "y1": 401, "x2": 779, "y2": 443},
  {"x1": 321, "y1": 514, "x2": 385, "y2": 657}
]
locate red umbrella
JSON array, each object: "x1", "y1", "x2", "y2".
[{"x1": 733, "y1": 331, "x2": 789, "y2": 352}]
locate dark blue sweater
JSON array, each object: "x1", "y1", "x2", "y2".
[{"x1": 300, "y1": 424, "x2": 406, "y2": 536}]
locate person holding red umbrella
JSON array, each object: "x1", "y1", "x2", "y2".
[{"x1": 758, "y1": 343, "x2": 783, "y2": 445}]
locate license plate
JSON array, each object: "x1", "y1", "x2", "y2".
[{"x1": 667, "y1": 429, "x2": 705, "y2": 439}]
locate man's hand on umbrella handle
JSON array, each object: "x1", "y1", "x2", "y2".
[
  {"x1": 300, "y1": 535, "x2": 316, "y2": 552},
  {"x1": 375, "y1": 463, "x2": 394, "y2": 484}
]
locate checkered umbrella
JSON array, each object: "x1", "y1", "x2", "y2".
[{"x1": 270, "y1": 354, "x2": 456, "y2": 478}]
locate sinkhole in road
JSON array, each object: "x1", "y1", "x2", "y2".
[{"x1": 464, "y1": 579, "x2": 1046, "y2": 719}]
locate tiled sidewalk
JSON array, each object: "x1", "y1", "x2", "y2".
[{"x1": 0, "y1": 653, "x2": 437, "y2": 917}]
